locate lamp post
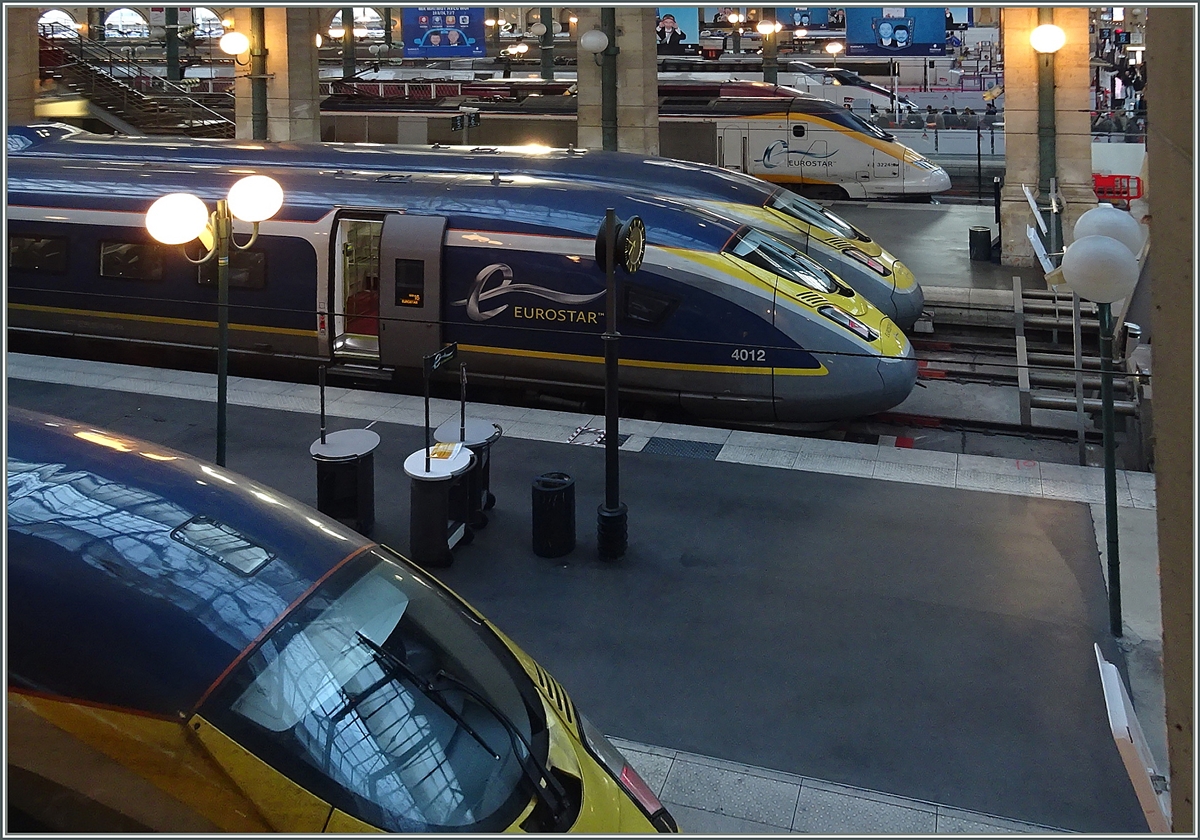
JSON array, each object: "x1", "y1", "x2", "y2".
[
  {"x1": 727, "y1": 12, "x2": 742, "y2": 54},
  {"x1": 1030, "y1": 16, "x2": 1065, "y2": 250},
  {"x1": 578, "y1": 24, "x2": 617, "y2": 151},
  {"x1": 757, "y1": 17, "x2": 781, "y2": 85},
  {"x1": 825, "y1": 40, "x2": 843, "y2": 66},
  {"x1": 533, "y1": 8, "x2": 554, "y2": 80},
  {"x1": 145, "y1": 176, "x2": 284, "y2": 466},
  {"x1": 219, "y1": 23, "x2": 267, "y2": 141},
  {"x1": 1058, "y1": 206, "x2": 1143, "y2": 638}
]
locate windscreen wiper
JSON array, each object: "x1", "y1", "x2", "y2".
[
  {"x1": 349, "y1": 631, "x2": 500, "y2": 760},
  {"x1": 432, "y1": 669, "x2": 572, "y2": 831}
]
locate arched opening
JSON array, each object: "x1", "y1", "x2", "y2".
[
  {"x1": 190, "y1": 8, "x2": 225, "y2": 39},
  {"x1": 329, "y1": 7, "x2": 385, "y2": 40},
  {"x1": 37, "y1": 9, "x2": 78, "y2": 38},
  {"x1": 103, "y1": 8, "x2": 149, "y2": 39}
]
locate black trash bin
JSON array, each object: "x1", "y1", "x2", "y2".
[
  {"x1": 532, "y1": 472, "x2": 575, "y2": 558},
  {"x1": 310, "y1": 429, "x2": 380, "y2": 536},
  {"x1": 969, "y1": 225, "x2": 993, "y2": 261}
]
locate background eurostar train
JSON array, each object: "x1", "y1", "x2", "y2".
[
  {"x1": 7, "y1": 153, "x2": 916, "y2": 422},
  {"x1": 8, "y1": 125, "x2": 924, "y2": 329},
  {"x1": 315, "y1": 79, "x2": 953, "y2": 200},
  {"x1": 7, "y1": 408, "x2": 678, "y2": 833}
]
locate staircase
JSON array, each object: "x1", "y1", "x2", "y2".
[{"x1": 38, "y1": 25, "x2": 234, "y2": 139}]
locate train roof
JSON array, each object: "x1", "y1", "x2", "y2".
[
  {"x1": 6, "y1": 408, "x2": 373, "y2": 717},
  {"x1": 8, "y1": 124, "x2": 779, "y2": 207},
  {"x1": 7, "y1": 153, "x2": 743, "y2": 251}
]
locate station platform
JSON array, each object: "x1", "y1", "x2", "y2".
[{"x1": 7, "y1": 352, "x2": 1160, "y2": 834}]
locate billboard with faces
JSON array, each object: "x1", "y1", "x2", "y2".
[
  {"x1": 845, "y1": 7, "x2": 946, "y2": 56},
  {"x1": 403, "y1": 7, "x2": 486, "y2": 57}
]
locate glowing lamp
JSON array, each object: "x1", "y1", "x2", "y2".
[
  {"x1": 1030, "y1": 24, "x2": 1066, "y2": 54},
  {"x1": 219, "y1": 30, "x2": 249, "y2": 56}
]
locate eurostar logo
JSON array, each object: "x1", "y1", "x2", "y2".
[
  {"x1": 755, "y1": 139, "x2": 838, "y2": 169},
  {"x1": 453, "y1": 263, "x2": 605, "y2": 321}
]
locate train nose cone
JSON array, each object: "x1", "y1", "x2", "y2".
[
  {"x1": 876, "y1": 341, "x2": 918, "y2": 412},
  {"x1": 890, "y1": 283, "x2": 925, "y2": 331},
  {"x1": 930, "y1": 166, "x2": 952, "y2": 193}
]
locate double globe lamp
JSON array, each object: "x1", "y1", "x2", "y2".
[
  {"x1": 1057, "y1": 203, "x2": 1143, "y2": 637},
  {"x1": 145, "y1": 175, "x2": 284, "y2": 467}
]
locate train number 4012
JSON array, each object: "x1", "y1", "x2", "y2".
[{"x1": 731, "y1": 348, "x2": 766, "y2": 362}]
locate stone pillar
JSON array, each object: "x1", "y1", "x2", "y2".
[
  {"x1": 8, "y1": 7, "x2": 40, "y2": 126},
  {"x1": 232, "y1": 7, "x2": 322, "y2": 141},
  {"x1": 999, "y1": 8, "x2": 1095, "y2": 266},
  {"x1": 576, "y1": 8, "x2": 658, "y2": 155},
  {"x1": 1147, "y1": 9, "x2": 1194, "y2": 832}
]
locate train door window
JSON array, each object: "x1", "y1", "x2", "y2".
[
  {"x1": 99, "y1": 241, "x2": 164, "y2": 281},
  {"x1": 394, "y1": 258, "x2": 424, "y2": 307},
  {"x1": 9, "y1": 234, "x2": 68, "y2": 273},
  {"x1": 198, "y1": 251, "x2": 267, "y2": 289},
  {"x1": 622, "y1": 284, "x2": 677, "y2": 328},
  {"x1": 791, "y1": 125, "x2": 807, "y2": 138}
]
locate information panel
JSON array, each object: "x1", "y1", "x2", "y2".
[
  {"x1": 402, "y1": 7, "x2": 486, "y2": 58},
  {"x1": 845, "y1": 6, "x2": 946, "y2": 56}
]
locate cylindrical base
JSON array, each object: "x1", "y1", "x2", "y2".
[
  {"x1": 596, "y1": 502, "x2": 628, "y2": 560},
  {"x1": 532, "y1": 473, "x2": 575, "y2": 558},
  {"x1": 410, "y1": 476, "x2": 454, "y2": 568},
  {"x1": 314, "y1": 453, "x2": 375, "y2": 535}
]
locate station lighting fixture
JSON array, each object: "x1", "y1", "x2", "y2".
[
  {"x1": 794, "y1": 28, "x2": 808, "y2": 38},
  {"x1": 218, "y1": 29, "x2": 249, "y2": 57},
  {"x1": 1057, "y1": 205, "x2": 1143, "y2": 639},
  {"x1": 578, "y1": 27, "x2": 609, "y2": 65},
  {"x1": 315, "y1": 33, "x2": 323, "y2": 48},
  {"x1": 144, "y1": 176, "x2": 284, "y2": 467},
  {"x1": 485, "y1": 18, "x2": 497, "y2": 27},
  {"x1": 1029, "y1": 23, "x2": 1066, "y2": 53},
  {"x1": 530, "y1": 21, "x2": 547, "y2": 37},
  {"x1": 757, "y1": 19, "x2": 783, "y2": 34},
  {"x1": 569, "y1": 15, "x2": 578, "y2": 24},
  {"x1": 727, "y1": 12, "x2": 741, "y2": 24}
]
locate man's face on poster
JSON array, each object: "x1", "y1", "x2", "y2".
[
  {"x1": 878, "y1": 21, "x2": 893, "y2": 41},
  {"x1": 894, "y1": 26, "x2": 909, "y2": 45}
]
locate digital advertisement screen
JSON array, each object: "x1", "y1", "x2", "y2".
[
  {"x1": 402, "y1": 7, "x2": 486, "y2": 58},
  {"x1": 656, "y1": 7, "x2": 699, "y2": 43},
  {"x1": 845, "y1": 7, "x2": 946, "y2": 56}
]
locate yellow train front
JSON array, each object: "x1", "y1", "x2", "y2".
[{"x1": 6, "y1": 408, "x2": 678, "y2": 833}]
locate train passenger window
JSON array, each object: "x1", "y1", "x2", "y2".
[
  {"x1": 9, "y1": 234, "x2": 68, "y2": 273},
  {"x1": 99, "y1": 241, "x2": 164, "y2": 281},
  {"x1": 791, "y1": 125, "x2": 807, "y2": 138},
  {"x1": 395, "y1": 258, "x2": 424, "y2": 307},
  {"x1": 170, "y1": 515, "x2": 275, "y2": 576},
  {"x1": 198, "y1": 250, "x2": 267, "y2": 289},
  {"x1": 623, "y1": 285, "x2": 677, "y2": 328}
]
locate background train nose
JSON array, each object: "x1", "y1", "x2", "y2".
[
  {"x1": 930, "y1": 167, "x2": 952, "y2": 193},
  {"x1": 876, "y1": 346, "x2": 918, "y2": 412},
  {"x1": 890, "y1": 284, "x2": 925, "y2": 331}
]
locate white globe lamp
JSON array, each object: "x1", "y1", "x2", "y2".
[
  {"x1": 227, "y1": 175, "x2": 283, "y2": 223},
  {"x1": 578, "y1": 28, "x2": 608, "y2": 55},
  {"x1": 1029, "y1": 24, "x2": 1066, "y2": 54},
  {"x1": 219, "y1": 30, "x2": 249, "y2": 56},
  {"x1": 1073, "y1": 203, "x2": 1145, "y2": 258},
  {"x1": 1060, "y1": 235, "x2": 1139, "y2": 304},
  {"x1": 530, "y1": 22, "x2": 547, "y2": 37},
  {"x1": 145, "y1": 193, "x2": 209, "y2": 244}
]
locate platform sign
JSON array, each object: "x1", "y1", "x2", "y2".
[
  {"x1": 845, "y1": 7, "x2": 945, "y2": 56},
  {"x1": 403, "y1": 7, "x2": 486, "y2": 58},
  {"x1": 423, "y1": 342, "x2": 459, "y2": 376}
]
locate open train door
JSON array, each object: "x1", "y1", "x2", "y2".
[{"x1": 378, "y1": 213, "x2": 446, "y2": 370}]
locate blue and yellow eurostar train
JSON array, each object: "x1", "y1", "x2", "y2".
[
  {"x1": 7, "y1": 407, "x2": 677, "y2": 833},
  {"x1": 6, "y1": 152, "x2": 915, "y2": 422},
  {"x1": 9, "y1": 125, "x2": 925, "y2": 328}
]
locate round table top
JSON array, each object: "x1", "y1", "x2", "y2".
[
  {"x1": 435, "y1": 417, "x2": 501, "y2": 447},
  {"x1": 404, "y1": 445, "x2": 473, "y2": 480},
  {"x1": 310, "y1": 428, "x2": 381, "y2": 461}
]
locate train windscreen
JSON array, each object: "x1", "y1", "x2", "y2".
[
  {"x1": 726, "y1": 228, "x2": 839, "y2": 293},
  {"x1": 765, "y1": 190, "x2": 872, "y2": 243},
  {"x1": 203, "y1": 546, "x2": 545, "y2": 832}
]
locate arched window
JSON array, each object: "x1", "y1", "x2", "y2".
[
  {"x1": 104, "y1": 8, "x2": 150, "y2": 39},
  {"x1": 38, "y1": 9, "x2": 77, "y2": 37},
  {"x1": 190, "y1": 8, "x2": 225, "y2": 39},
  {"x1": 329, "y1": 7, "x2": 385, "y2": 39}
]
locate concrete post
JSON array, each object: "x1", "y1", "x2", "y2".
[
  {"x1": 232, "y1": 7, "x2": 322, "y2": 141},
  {"x1": 7, "y1": 7, "x2": 40, "y2": 127},
  {"x1": 999, "y1": 8, "x2": 1095, "y2": 266},
  {"x1": 577, "y1": 8, "x2": 658, "y2": 155},
  {"x1": 1147, "y1": 9, "x2": 1194, "y2": 832}
]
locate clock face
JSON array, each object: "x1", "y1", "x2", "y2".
[{"x1": 620, "y1": 216, "x2": 646, "y2": 273}]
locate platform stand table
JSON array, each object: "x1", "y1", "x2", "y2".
[
  {"x1": 435, "y1": 417, "x2": 502, "y2": 530},
  {"x1": 310, "y1": 428, "x2": 381, "y2": 536},
  {"x1": 403, "y1": 443, "x2": 474, "y2": 568}
]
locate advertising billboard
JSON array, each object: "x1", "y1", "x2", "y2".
[
  {"x1": 845, "y1": 7, "x2": 946, "y2": 56},
  {"x1": 402, "y1": 7, "x2": 486, "y2": 58}
]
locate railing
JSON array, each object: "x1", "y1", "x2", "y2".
[
  {"x1": 38, "y1": 22, "x2": 234, "y2": 137},
  {"x1": 320, "y1": 80, "x2": 470, "y2": 99}
]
